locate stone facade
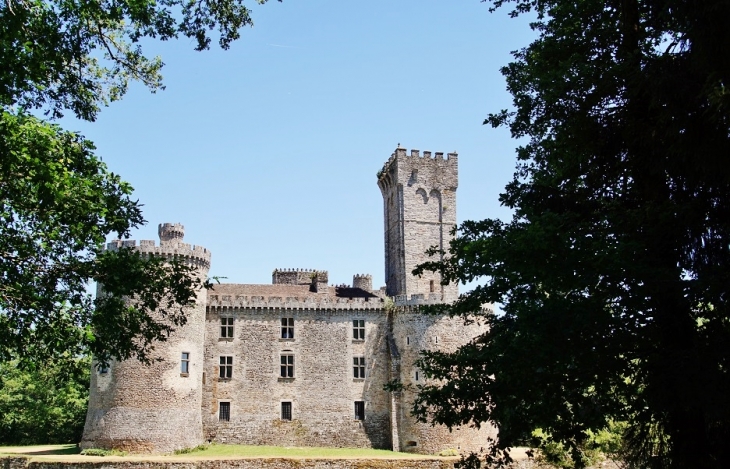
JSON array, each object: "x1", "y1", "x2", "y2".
[{"x1": 81, "y1": 147, "x2": 497, "y2": 454}]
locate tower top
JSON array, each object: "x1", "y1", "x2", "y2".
[
  {"x1": 377, "y1": 147, "x2": 458, "y2": 194},
  {"x1": 105, "y1": 222, "x2": 211, "y2": 271},
  {"x1": 158, "y1": 223, "x2": 185, "y2": 244},
  {"x1": 378, "y1": 146, "x2": 458, "y2": 302}
]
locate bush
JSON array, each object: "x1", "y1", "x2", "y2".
[{"x1": 80, "y1": 448, "x2": 127, "y2": 456}]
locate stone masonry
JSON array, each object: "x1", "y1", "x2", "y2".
[{"x1": 81, "y1": 147, "x2": 497, "y2": 454}]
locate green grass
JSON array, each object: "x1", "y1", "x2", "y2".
[
  {"x1": 0, "y1": 444, "x2": 80, "y2": 456},
  {"x1": 0, "y1": 444, "x2": 441, "y2": 459},
  {"x1": 169, "y1": 444, "x2": 435, "y2": 459}
]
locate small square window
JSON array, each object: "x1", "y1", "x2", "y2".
[
  {"x1": 354, "y1": 401, "x2": 365, "y2": 420},
  {"x1": 181, "y1": 352, "x2": 190, "y2": 374},
  {"x1": 280, "y1": 353, "x2": 295, "y2": 378},
  {"x1": 281, "y1": 318, "x2": 294, "y2": 339},
  {"x1": 99, "y1": 364, "x2": 109, "y2": 375},
  {"x1": 219, "y1": 402, "x2": 230, "y2": 422},
  {"x1": 353, "y1": 356, "x2": 365, "y2": 379},
  {"x1": 353, "y1": 319, "x2": 365, "y2": 340},
  {"x1": 219, "y1": 356, "x2": 233, "y2": 379},
  {"x1": 220, "y1": 317, "x2": 234, "y2": 338},
  {"x1": 281, "y1": 401, "x2": 292, "y2": 421}
]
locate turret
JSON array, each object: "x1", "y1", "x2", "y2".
[
  {"x1": 82, "y1": 223, "x2": 210, "y2": 453},
  {"x1": 352, "y1": 274, "x2": 373, "y2": 292}
]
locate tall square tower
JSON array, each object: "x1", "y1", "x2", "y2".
[{"x1": 377, "y1": 146, "x2": 458, "y2": 303}]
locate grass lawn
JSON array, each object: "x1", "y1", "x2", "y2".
[
  {"x1": 173, "y1": 444, "x2": 437, "y2": 458},
  {"x1": 0, "y1": 443, "x2": 438, "y2": 459},
  {"x1": 0, "y1": 444, "x2": 79, "y2": 456}
]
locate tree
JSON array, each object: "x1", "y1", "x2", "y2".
[
  {"x1": 1, "y1": 0, "x2": 279, "y2": 121},
  {"x1": 413, "y1": 1, "x2": 730, "y2": 468},
  {"x1": 0, "y1": 0, "x2": 278, "y2": 366},
  {"x1": 0, "y1": 356, "x2": 90, "y2": 444}
]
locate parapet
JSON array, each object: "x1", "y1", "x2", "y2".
[
  {"x1": 208, "y1": 293, "x2": 385, "y2": 311},
  {"x1": 352, "y1": 274, "x2": 373, "y2": 292},
  {"x1": 158, "y1": 223, "x2": 185, "y2": 244},
  {"x1": 272, "y1": 268, "x2": 329, "y2": 286},
  {"x1": 104, "y1": 223, "x2": 211, "y2": 271},
  {"x1": 377, "y1": 145, "x2": 458, "y2": 191}
]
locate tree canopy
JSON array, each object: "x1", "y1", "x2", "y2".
[
  {"x1": 0, "y1": 356, "x2": 89, "y2": 444},
  {"x1": 414, "y1": 1, "x2": 730, "y2": 468},
  {"x1": 1, "y1": 0, "x2": 278, "y2": 366},
  {"x1": 2, "y1": 0, "x2": 278, "y2": 121}
]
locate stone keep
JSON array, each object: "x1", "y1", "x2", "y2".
[
  {"x1": 82, "y1": 223, "x2": 211, "y2": 452},
  {"x1": 81, "y1": 147, "x2": 496, "y2": 454}
]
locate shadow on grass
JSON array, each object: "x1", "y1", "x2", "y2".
[{"x1": 0, "y1": 445, "x2": 80, "y2": 456}]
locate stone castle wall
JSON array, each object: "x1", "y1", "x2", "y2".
[
  {"x1": 391, "y1": 305, "x2": 496, "y2": 455},
  {"x1": 203, "y1": 301, "x2": 391, "y2": 448}
]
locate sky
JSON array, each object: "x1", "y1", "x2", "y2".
[{"x1": 65, "y1": 0, "x2": 537, "y2": 291}]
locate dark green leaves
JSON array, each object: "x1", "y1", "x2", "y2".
[
  {"x1": 416, "y1": 1, "x2": 730, "y2": 467},
  {"x1": 1, "y1": 0, "x2": 280, "y2": 120},
  {"x1": 0, "y1": 111, "x2": 203, "y2": 366}
]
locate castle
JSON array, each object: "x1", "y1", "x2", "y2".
[{"x1": 81, "y1": 147, "x2": 497, "y2": 454}]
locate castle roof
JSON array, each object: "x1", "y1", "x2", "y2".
[{"x1": 207, "y1": 283, "x2": 384, "y2": 310}]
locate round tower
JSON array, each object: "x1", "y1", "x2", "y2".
[
  {"x1": 391, "y1": 302, "x2": 496, "y2": 454},
  {"x1": 81, "y1": 223, "x2": 211, "y2": 453},
  {"x1": 352, "y1": 273, "x2": 373, "y2": 291}
]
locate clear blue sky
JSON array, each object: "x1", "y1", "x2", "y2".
[{"x1": 66, "y1": 0, "x2": 536, "y2": 290}]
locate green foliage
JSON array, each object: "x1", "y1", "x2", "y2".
[
  {"x1": 173, "y1": 444, "x2": 210, "y2": 454},
  {"x1": 414, "y1": 1, "x2": 730, "y2": 468},
  {"x1": 80, "y1": 448, "x2": 127, "y2": 456},
  {"x1": 0, "y1": 0, "x2": 277, "y2": 367},
  {"x1": 0, "y1": 356, "x2": 89, "y2": 444},
  {"x1": 0, "y1": 111, "x2": 206, "y2": 366},
  {"x1": 532, "y1": 423, "x2": 624, "y2": 468},
  {"x1": 1, "y1": 0, "x2": 280, "y2": 121}
]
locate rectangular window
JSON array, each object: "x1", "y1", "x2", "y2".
[
  {"x1": 281, "y1": 318, "x2": 294, "y2": 339},
  {"x1": 220, "y1": 317, "x2": 234, "y2": 338},
  {"x1": 280, "y1": 353, "x2": 295, "y2": 378},
  {"x1": 353, "y1": 356, "x2": 365, "y2": 379},
  {"x1": 353, "y1": 319, "x2": 365, "y2": 340},
  {"x1": 354, "y1": 401, "x2": 365, "y2": 420},
  {"x1": 281, "y1": 401, "x2": 292, "y2": 421},
  {"x1": 181, "y1": 352, "x2": 190, "y2": 374},
  {"x1": 219, "y1": 402, "x2": 230, "y2": 422},
  {"x1": 219, "y1": 356, "x2": 233, "y2": 379}
]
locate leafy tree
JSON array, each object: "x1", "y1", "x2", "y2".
[
  {"x1": 413, "y1": 1, "x2": 730, "y2": 468},
  {"x1": 1, "y1": 0, "x2": 278, "y2": 365},
  {"x1": 2, "y1": 0, "x2": 279, "y2": 121},
  {"x1": 0, "y1": 356, "x2": 90, "y2": 444}
]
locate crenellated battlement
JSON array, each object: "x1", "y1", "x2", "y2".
[
  {"x1": 158, "y1": 223, "x2": 185, "y2": 243},
  {"x1": 391, "y1": 293, "x2": 453, "y2": 307},
  {"x1": 272, "y1": 268, "x2": 328, "y2": 286},
  {"x1": 103, "y1": 223, "x2": 211, "y2": 271},
  {"x1": 208, "y1": 293, "x2": 385, "y2": 311},
  {"x1": 377, "y1": 146, "x2": 458, "y2": 191},
  {"x1": 352, "y1": 273, "x2": 373, "y2": 291}
]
